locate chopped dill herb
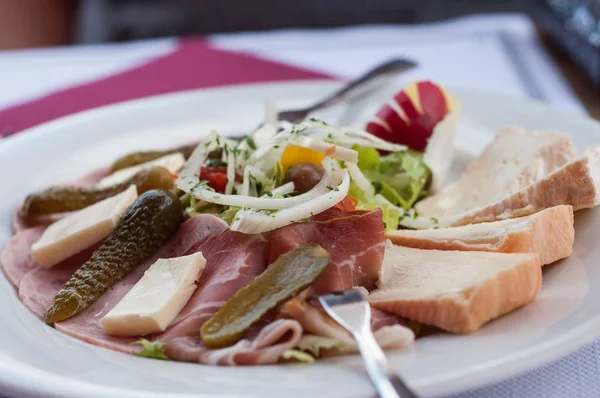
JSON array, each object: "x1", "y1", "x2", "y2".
[
  {"x1": 309, "y1": 117, "x2": 328, "y2": 125},
  {"x1": 191, "y1": 180, "x2": 208, "y2": 191},
  {"x1": 245, "y1": 136, "x2": 257, "y2": 150}
]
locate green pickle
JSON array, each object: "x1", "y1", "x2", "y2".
[
  {"x1": 22, "y1": 166, "x2": 175, "y2": 217},
  {"x1": 109, "y1": 144, "x2": 196, "y2": 173},
  {"x1": 44, "y1": 189, "x2": 184, "y2": 325},
  {"x1": 201, "y1": 244, "x2": 330, "y2": 348}
]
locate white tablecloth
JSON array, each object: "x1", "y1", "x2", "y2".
[{"x1": 0, "y1": 13, "x2": 596, "y2": 398}]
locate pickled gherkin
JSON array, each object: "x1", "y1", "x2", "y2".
[
  {"x1": 44, "y1": 189, "x2": 184, "y2": 325},
  {"x1": 23, "y1": 166, "x2": 175, "y2": 217},
  {"x1": 201, "y1": 244, "x2": 330, "y2": 348},
  {"x1": 109, "y1": 144, "x2": 196, "y2": 173}
]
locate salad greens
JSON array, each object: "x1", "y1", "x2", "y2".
[
  {"x1": 352, "y1": 145, "x2": 431, "y2": 210},
  {"x1": 176, "y1": 118, "x2": 432, "y2": 233},
  {"x1": 281, "y1": 349, "x2": 315, "y2": 364},
  {"x1": 133, "y1": 339, "x2": 169, "y2": 360}
]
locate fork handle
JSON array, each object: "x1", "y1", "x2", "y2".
[
  {"x1": 305, "y1": 58, "x2": 417, "y2": 113},
  {"x1": 353, "y1": 330, "x2": 418, "y2": 398}
]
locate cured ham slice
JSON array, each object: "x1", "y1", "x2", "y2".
[
  {"x1": 1, "y1": 226, "x2": 45, "y2": 288},
  {"x1": 368, "y1": 242, "x2": 542, "y2": 334},
  {"x1": 387, "y1": 205, "x2": 574, "y2": 265},
  {"x1": 196, "y1": 319, "x2": 303, "y2": 366},
  {"x1": 416, "y1": 127, "x2": 577, "y2": 218},
  {"x1": 269, "y1": 209, "x2": 385, "y2": 293},
  {"x1": 161, "y1": 231, "x2": 271, "y2": 361},
  {"x1": 281, "y1": 298, "x2": 414, "y2": 356}
]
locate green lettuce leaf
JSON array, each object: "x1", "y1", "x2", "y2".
[
  {"x1": 219, "y1": 206, "x2": 241, "y2": 224},
  {"x1": 132, "y1": 339, "x2": 169, "y2": 360},
  {"x1": 353, "y1": 145, "x2": 431, "y2": 210},
  {"x1": 295, "y1": 335, "x2": 353, "y2": 357},
  {"x1": 281, "y1": 349, "x2": 315, "y2": 364},
  {"x1": 349, "y1": 181, "x2": 401, "y2": 231}
]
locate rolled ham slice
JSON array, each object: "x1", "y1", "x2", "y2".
[
  {"x1": 368, "y1": 242, "x2": 542, "y2": 334},
  {"x1": 387, "y1": 205, "x2": 574, "y2": 265}
]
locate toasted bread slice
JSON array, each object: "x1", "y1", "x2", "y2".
[
  {"x1": 416, "y1": 127, "x2": 577, "y2": 218},
  {"x1": 387, "y1": 205, "x2": 574, "y2": 265},
  {"x1": 368, "y1": 242, "x2": 542, "y2": 334},
  {"x1": 443, "y1": 147, "x2": 600, "y2": 227}
]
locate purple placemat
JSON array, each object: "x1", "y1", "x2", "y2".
[{"x1": 0, "y1": 38, "x2": 333, "y2": 137}]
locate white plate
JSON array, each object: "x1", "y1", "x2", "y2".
[{"x1": 1, "y1": 81, "x2": 599, "y2": 398}]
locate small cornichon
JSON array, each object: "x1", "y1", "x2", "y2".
[
  {"x1": 109, "y1": 143, "x2": 197, "y2": 173},
  {"x1": 44, "y1": 189, "x2": 184, "y2": 325},
  {"x1": 200, "y1": 244, "x2": 330, "y2": 348},
  {"x1": 22, "y1": 166, "x2": 176, "y2": 217}
]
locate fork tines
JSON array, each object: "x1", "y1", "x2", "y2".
[{"x1": 316, "y1": 289, "x2": 366, "y2": 308}]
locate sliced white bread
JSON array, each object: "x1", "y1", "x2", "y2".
[
  {"x1": 416, "y1": 127, "x2": 577, "y2": 218},
  {"x1": 387, "y1": 205, "x2": 574, "y2": 265},
  {"x1": 368, "y1": 242, "x2": 542, "y2": 334},
  {"x1": 443, "y1": 147, "x2": 600, "y2": 227}
]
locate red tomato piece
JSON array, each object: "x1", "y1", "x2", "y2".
[
  {"x1": 199, "y1": 166, "x2": 242, "y2": 193},
  {"x1": 334, "y1": 195, "x2": 357, "y2": 212}
]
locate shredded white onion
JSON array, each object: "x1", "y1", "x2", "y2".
[
  {"x1": 231, "y1": 170, "x2": 350, "y2": 233},
  {"x1": 292, "y1": 136, "x2": 358, "y2": 163},
  {"x1": 180, "y1": 156, "x2": 344, "y2": 210},
  {"x1": 269, "y1": 182, "x2": 295, "y2": 196},
  {"x1": 225, "y1": 145, "x2": 236, "y2": 195},
  {"x1": 346, "y1": 162, "x2": 374, "y2": 197}
]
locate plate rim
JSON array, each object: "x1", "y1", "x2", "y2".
[{"x1": 1, "y1": 79, "x2": 600, "y2": 398}]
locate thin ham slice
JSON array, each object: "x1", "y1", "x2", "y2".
[
  {"x1": 1, "y1": 226, "x2": 45, "y2": 288},
  {"x1": 269, "y1": 209, "x2": 385, "y2": 293},
  {"x1": 196, "y1": 319, "x2": 303, "y2": 366},
  {"x1": 281, "y1": 298, "x2": 414, "y2": 356},
  {"x1": 161, "y1": 231, "x2": 271, "y2": 361}
]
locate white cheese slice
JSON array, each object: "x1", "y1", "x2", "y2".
[
  {"x1": 96, "y1": 152, "x2": 185, "y2": 188},
  {"x1": 31, "y1": 185, "x2": 138, "y2": 268},
  {"x1": 101, "y1": 252, "x2": 206, "y2": 337}
]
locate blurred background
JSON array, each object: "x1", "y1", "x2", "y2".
[{"x1": 0, "y1": 0, "x2": 599, "y2": 126}]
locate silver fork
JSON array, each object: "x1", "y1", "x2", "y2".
[
  {"x1": 314, "y1": 290, "x2": 418, "y2": 398},
  {"x1": 277, "y1": 58, "x2": 417, "y2": 124}
]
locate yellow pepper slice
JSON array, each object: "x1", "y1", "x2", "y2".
[{"x1": 280, "y1": 145, "x2": 325, "y2": 170}]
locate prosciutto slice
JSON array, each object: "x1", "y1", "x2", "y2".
[
  {"x1": 281, "y1": 299, "x2": 414, "y2": 356},
  {"x1": 269, "y1": 209, "x2": 385, "y2": 293},
  {"x1": 161, "y1": 231, "x2": 271, "y2": 361},
  {"x1": 1, "y1": 226, "x2": 45, "y2": 288}
]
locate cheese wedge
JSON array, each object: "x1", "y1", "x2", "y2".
[
  {"x1": 101, "y1": 252, "x2": 206, "y2": 336},
  {"x1": 31, "y1": 185, "x2": 137, "y2": 268},
  {"x1": 387, "y1": 205, "x2": 574, "y2": 265},
  {"x1": 96, "y1": 152, "x2": 185, "y2": 188},
  {"x1": 416, "y1": 127, "x2": 577, "y2": 218},
  {"x1": 368, "y1": 242, "x2": 542, "y2": 334}
]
